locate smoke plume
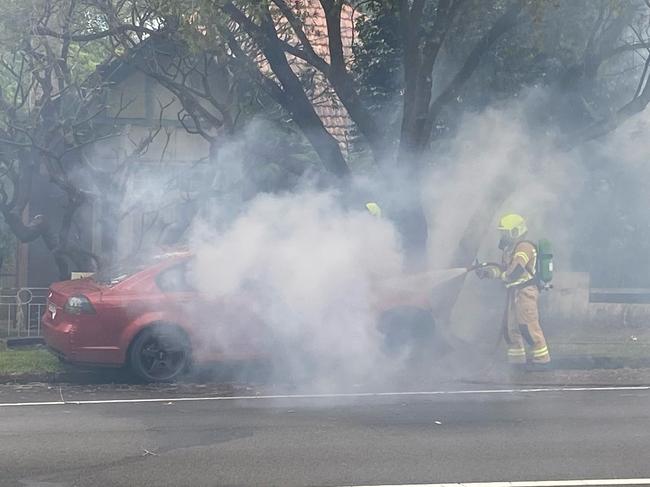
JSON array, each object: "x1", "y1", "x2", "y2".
[{"x1": 188, "y1": 190, "x2": 412, "y2": 390}]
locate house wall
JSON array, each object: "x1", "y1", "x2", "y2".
[{"x1": 86, "y1": 67, "x2": 211, "y2": 263}]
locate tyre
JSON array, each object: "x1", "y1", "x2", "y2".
[{"x1": 128, "y1": 325, "x2": 191, "y2": 382}]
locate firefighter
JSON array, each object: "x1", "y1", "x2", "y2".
[{"x1": 476, "y1": 214, "x2": 551, "y2": 368}]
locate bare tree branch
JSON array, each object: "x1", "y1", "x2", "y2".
[
  {"x1": 422, "y1": 1, "x2": 524, "y2": 149},
  {"x1": 34, "y1": 23, "x2": 157, "y2": 42}
]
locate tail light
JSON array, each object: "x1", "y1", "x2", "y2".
[{"x1": 64, "y1": 295, "x2": 96, "y2": 315}]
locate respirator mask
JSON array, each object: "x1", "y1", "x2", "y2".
[{"x1": 498, "y1": 229, "x2": 518, "y2": 250}]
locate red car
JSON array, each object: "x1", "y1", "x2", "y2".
[
  {"x1": 43, "y1": 251, "x2": 440, "y2": 382},
  {"x1": 43, "y1": 251, "x2": 271, "y2": 382}
]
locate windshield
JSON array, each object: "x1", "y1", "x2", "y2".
[{"x1": 92, "y1": 258, "x2": 154, "y2": 286}]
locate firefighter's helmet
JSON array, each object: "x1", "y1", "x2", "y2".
[
  {"x1": 365, "y1": 202, "x2": 382, "y2": 218},
  {"x1": 498, "y1": 213, "x2": 527, "y2": 239}
]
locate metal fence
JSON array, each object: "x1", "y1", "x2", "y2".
[{"x1": 0, "y1": 288, "x2": 48, "y2": 339}]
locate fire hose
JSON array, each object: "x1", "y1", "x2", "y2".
[{"x1": 465, "y1": 260, "x2": 510, "y2": 371}]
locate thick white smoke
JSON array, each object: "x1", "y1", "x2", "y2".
[
  {"x1": 426, "y1": 92, "x2": 650, "y2": 349},
  {"x1": 423, "y1": 96, "x2": 583, "y2": 346},
  {"x1": 161, "y1": 90, "x2": 650, "y2": 388},
  {"x1": 424, "y1": 97, "x2": 577, "y2": 268},
  {"x1": 188, "y1": 191, "x2": 409, "y2": 390}
]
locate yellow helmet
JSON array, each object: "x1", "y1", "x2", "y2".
[
  {"x1": 498, "y1": 213, "x2": 527, "y2": 239},
  {"x1": 365, "y1": 202, "x2": 382, "y2": 218}
]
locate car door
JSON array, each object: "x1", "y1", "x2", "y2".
[{"x1": 156, "y1": 262, "x2": 270, "y2": 362}]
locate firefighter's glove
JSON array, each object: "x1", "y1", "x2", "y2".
[{"x1": 476, "y1": 264, "x2": 502, "y2": 280}]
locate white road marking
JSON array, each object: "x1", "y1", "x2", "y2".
[
  {"x1": 0, "y1": 385, "x2": 649, "y2": 408},
  {"x1": 342, "y1": 480, "x2": 650, "y2": 487}
]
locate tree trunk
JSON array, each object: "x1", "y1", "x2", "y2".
[
  {"x1": 225, "y1": 2, "x2": 350, "y2": 178},
  {"x1": 389, "y1": 189, "x2": 430, "y2": 273},
  {"x1": 98, "y1": 199, "x2": 121, "y2": 267},
  {"x1": 399, "y1": 1, "x2": 524, "y2": 165},
  {"x1": 320, "y1": 1, "x2": 388, "y2": 162},
  {"x1": 261, "y1": 35, "x2": 349, "y2": 177}
]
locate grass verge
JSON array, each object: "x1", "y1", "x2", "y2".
[{"x1": 0, "y1": 345, "x2": 62, "y2": 375}]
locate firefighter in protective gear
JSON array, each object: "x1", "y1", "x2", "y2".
[{"x1": 476, "y1": 214, "x2": 551, "y2": 366}]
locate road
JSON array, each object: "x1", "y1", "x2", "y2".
[{"x1": 2, "y1": 386, "x2": 650, "y2": 487}]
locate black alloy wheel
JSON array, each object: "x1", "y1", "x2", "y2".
[{"x1": 129, "y1": 326, "x2": 191, "y2": 382}]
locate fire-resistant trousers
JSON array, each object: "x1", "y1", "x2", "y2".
[{"x1": 506, "y1": 285, "x2": 550, "y2": 364}]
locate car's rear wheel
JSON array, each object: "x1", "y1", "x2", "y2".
[{"x1": 129, "y1": 325, "x2": 191, "y2": 382}]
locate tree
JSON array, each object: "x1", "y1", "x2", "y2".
[
  {"x1": 74, "y1": 1, "x2": 521, "y2": 170},
  {"x1": 354, "y1": 1, "x2": 650, "y2": 146},
  {"x1": 30, "y1": 0, "x2": 650, "y2": 278},
  {"x1": 351, "y1": 1, "x2": 650, "y2": 266},
  {"x1": 0, "y1": 0, "x2": 170, "y2": 279},
  {"x1": 70, "y1": 0, "x2": 529, "y2": 267}
]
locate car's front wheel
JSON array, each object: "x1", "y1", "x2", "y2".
[{"x1": 129, "y1": 325, "x2": 191, "y2": 382}]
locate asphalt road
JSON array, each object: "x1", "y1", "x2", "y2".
[{"x1": 2, "y1": 386, "x2": 650, "y2": 487}]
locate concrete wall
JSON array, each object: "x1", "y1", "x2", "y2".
[
  {"x1": 541, "y1": 271, "x2": 650, "y2": 331},
  {"x1": 447, "y1": 271, "x2": 650, "y2": 346},
  {"x1": 539, "y1": 272, "x2": 590, "y2": 328}
]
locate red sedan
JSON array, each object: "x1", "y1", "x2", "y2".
[
  {"x1": 43, "y1": 251, "x2": 271, "y2": 382},
  {"x1": 43, "y1": 251, "x2": 441, "y2": 382}
]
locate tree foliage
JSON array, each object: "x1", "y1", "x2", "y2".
[
  {"x1": 0, "y1": 0, "x2": 165, "y2": 278},
  {"x1": 0, "y1": 0, "x2": 649, "y2": 284}
]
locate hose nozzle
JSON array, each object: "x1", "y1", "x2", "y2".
[{"x1": 466, "y1": 259, "x2": 484, "y2": 272}]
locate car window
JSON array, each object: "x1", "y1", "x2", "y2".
[{"x1": 157, "y1": 263, "x2": 195, "y2": 293}]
